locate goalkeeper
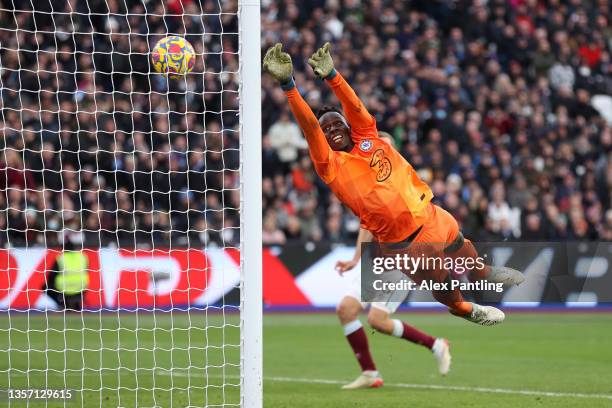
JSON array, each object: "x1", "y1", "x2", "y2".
[
  {"x1": 333, "y1": 134, "x2": 452, "y2": 390},
  {"x1": 263, "y1": 43, "x2": 524, "y2": 325}
]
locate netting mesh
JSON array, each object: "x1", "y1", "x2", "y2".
[{"x1": 0, "y1": 0, "x2": 242, "y2": 406}]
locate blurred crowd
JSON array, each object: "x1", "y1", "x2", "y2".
[
  {"x1": 1, "y1": 0, "x2": 610, "y2": 249},
  {"x1": 0, "y1": 0, "x2": 240, "y2": 248},
  {"x1": 261, "y1": 0, "x2": 612, "y2": 244}
]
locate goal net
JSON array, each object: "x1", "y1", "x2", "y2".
[{"x1": 0, "y1": 0, "x2": 261, "y2": 407}]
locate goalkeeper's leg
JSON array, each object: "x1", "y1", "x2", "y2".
[
  {"x1": 419, "y1": 204, "x2": 524, "y2": 286},
  {"x1": 446, "y1": 236, "x2": 525, "y2": 286},
  {"x1": 411, "y1": 265, "x2": 505, "y2": 326},
  {"x1": 407, "y1": 205, "x2": 507, "y2": 325}
]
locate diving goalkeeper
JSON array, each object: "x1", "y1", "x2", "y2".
[{"x1": 263, "y1": 43, "x2": 523, "y2": 326}]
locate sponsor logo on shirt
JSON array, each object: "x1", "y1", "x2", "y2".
[
  {"x1": 370, "y1": 149, "x2": 392, "y2": 182},
  {"x1": 359, "y1": 139, "x2": 373, "y2": 152}
]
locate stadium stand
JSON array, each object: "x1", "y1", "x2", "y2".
[
  {"x1": 0, "y1": 0, "x2": 240, "y2": 248},
  {"x1": 261, "y1": 0, "x2": 612, "y2": 243},
  {"x1": 1, "y1": 0, "x2": 610, "y2": 247}
]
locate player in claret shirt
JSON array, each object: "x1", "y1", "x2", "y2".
[{"x1": 263, "y1": 43, "x2": 524, "y2": 387}]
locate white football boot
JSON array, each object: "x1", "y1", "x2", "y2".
[
  {"x1": 452, "y1": 302, "x2": 505, "y2": 326},
  {"x1": 486, "y1": 266, "x2": 525, "y2": 286},
  {"x1": 432, "y1": 338, "x2": 451, "y2": 375},
  {"x1": 341, "y1": 371, "x2": 384, "y2": 390}
]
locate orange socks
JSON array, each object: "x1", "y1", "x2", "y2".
[{"x1": 447, "y1": 301, "x2": 473, "y2": 316}]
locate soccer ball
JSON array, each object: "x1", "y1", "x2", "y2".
[{"x1": 151, "y1": 36, "x2": 196, "y2": 79}]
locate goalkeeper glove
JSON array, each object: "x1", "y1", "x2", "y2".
[
  {"x1": 308, "y1": 42, "x2": 336, "y2": 79},
  {"x1": 263, "y1": 43, "x2": 295, "y2": 90}
]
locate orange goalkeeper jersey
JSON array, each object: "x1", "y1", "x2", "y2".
[{"x1": 285, "y1": 73, "x2": 433, "y2": 242}]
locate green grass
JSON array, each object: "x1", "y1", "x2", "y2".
[
  {"x1": 1, "y1": 312, "x2": 611, "y2": 407},
  {"x1": 0, "y1": 311, "x2": 241, "y2": 407}
]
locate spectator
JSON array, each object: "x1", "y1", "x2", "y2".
[
  {"x1": 267, "y1": 111, "x2": 308, "y2": 173},
  {"x1": 262, "y1": 214, "x2": 286, "y2": 245},
  {"x1": 487, "y1": 182, "x2": 521, "y2": 237}
]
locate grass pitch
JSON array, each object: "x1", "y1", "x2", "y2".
[{"x1": 1, "y1": 311, "x2": 611, "y2": 407}]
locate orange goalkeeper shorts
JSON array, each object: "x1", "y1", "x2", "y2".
[
  {"x1": 413, "y1": 203, "x2": 460, "y2": 247},
  {"x1": 380, "y1": 203, "x2": 461, "y2": 285}
]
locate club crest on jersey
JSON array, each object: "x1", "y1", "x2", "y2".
[{"x1": 359, "y1": 140, "x2": 373, "y2": 152}]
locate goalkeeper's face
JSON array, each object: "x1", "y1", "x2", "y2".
[{"x1": 319, "y1": 112, "x2": 351, "y2": 151}]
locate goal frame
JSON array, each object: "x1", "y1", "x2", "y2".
[{"x1": 238, "y1": 1, "x2": 263, "y2": 407}]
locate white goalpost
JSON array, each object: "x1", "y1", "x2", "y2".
[
  {"x1": 239, "y1": 0, "x2": 263, "y2": 407},
  {"x1": 0, "y1": 0, "x2": 262, "y2": 406}
]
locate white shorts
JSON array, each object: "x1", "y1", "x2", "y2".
[{"x1": 344, "y1": 269, "x2": 409, "y2": 314}]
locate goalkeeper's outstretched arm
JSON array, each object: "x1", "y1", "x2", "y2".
[
  {"x1": 308, "y1": 43, "x2": 375, "y2": 131},
  {"x1": 263, "y1": 44, "x2": 334, "y2": 181}
]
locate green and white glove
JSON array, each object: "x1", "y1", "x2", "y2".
[
  {"x1": 308, "y1": 42, "x2": 336, "y2": 79},
  {"x1": 263, "y1": 43, "x2": 294, "y2": 89}
]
